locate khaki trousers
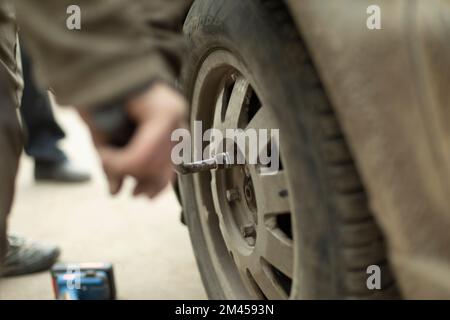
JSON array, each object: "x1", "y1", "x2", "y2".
[{"x1": 0, "y1": 1, "x2": 22, "y2": 268}]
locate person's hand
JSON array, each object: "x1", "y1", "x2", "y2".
[{"x1": 79, "y1": 83, "x2": 187, "y2": 198}]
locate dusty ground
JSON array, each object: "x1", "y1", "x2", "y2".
[{"x1": 0, "y1": 107, "x2": 207, "y2": 300}]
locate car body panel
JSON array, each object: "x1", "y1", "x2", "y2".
[{"x1": 285, "y1": 0, "x2": 450, "y2": 296}]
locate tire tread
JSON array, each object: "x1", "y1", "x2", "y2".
[{"x1": 258, "y1": 0, "x2": 398, "y2": 298}]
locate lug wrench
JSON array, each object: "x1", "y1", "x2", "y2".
[{"x1": 175, "y1": 152, "x2": 238, "y2": 175}]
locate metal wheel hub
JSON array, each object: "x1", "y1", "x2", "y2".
[
  {"x1": 243, "y1": 172, "x2": 257, "y2": 214},
  {"x1": 191, "y1": 50, "x2": 295, "y2": 299},
  {"x1": 221, "y1": 165, "x2": 259, "y2": 249}
]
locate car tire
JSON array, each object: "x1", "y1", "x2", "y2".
[{"x1": 179, "y1": 0, "x2": 399, "y2": 299}]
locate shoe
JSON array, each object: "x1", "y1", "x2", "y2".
[
  {"x1": 35, "y1": 160, "x2": 91, "y2": 183},
  {"x1": 1, "y1": 235, "x2": 61, "y2": 277}
]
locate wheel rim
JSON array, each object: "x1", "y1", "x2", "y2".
[{"x1": 190, "y1": 50, "x2": 295, "y2": 299}]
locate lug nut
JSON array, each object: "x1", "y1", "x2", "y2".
[
  {"x1": 265, "y1": 217, "x2": 277, "y2": 230},
  {"x1": 279, "y1": 189, "x2": 289, "y2": 198},
  {"x1": 242, "y1": 224, "x2": 256, "y2": 247},
  {"x1": 241, "y1": 225, "x2": 256, "y2": 238},
  {"x1": 245, "y1": 237, "x2": 256, "y2": 247},
  {"x1": 226, "y1": 188, "x2": 241, "y2": 202}
]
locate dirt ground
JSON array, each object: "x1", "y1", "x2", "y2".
[{"x1": 0, "y1": 107, "x2": 207, "y2": 300}]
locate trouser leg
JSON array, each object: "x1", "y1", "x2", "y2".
[
  {"x1": 20, "y1": 46, "x2": 66, "y2": 164},
  {"x1": 0, "y1": 1, "x2": 23, "y2": 268},
  {"x1": 0, "y1": 80, "x2": 22, "y2": 266}
]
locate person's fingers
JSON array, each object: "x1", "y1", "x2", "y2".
[
  {"x1": 98, "y1": 148, "x2": 124, "y2": 195},
  {"x1": 78, "y1": 109, "x2": 110, "y2": 147},
  {"x1": 146, "y1": 174, "x2": 171, "y2": 199},
  {"x1": 99, "y1": 120, "x2": 174, "y2": 178},
  {"x1": 132, "y1": 180, "x2": 148, "y2": 197},
  {"x1": 150, "y1": 168, "x2": 175, "y2": 198},
  {"x1": 133, "y1": 178, "x2": 165, "y2": 199},
  {"x1": 108, "y1": 174, "x2": 124, "y2": 195},
  {"x1": 85, "y1": 83, "x2": 187, "y2": 198},
  {"x1": 132, "y1": 166, "x2": 175, "y2": 198}
]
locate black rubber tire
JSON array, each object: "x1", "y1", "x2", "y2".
[{"x1": 179, "y1": 0, "x2": 399, "y2": 299}]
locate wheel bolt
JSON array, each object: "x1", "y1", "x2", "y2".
[
  {"x1": 241, "y1": 225, "x2": 256, "y2": 238},
  {"x1": 242, "y1": 225, "x2": 256, "y2": 247},
  {"x1": 245, "y1": 237, "x2": 256, "y2": 247},
  {"x1": 279, "y1": 189, "x2": 289, "y2": 198},
  {"x1": 226, "y1": 188, "x2": 241, "y2": 202}
]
